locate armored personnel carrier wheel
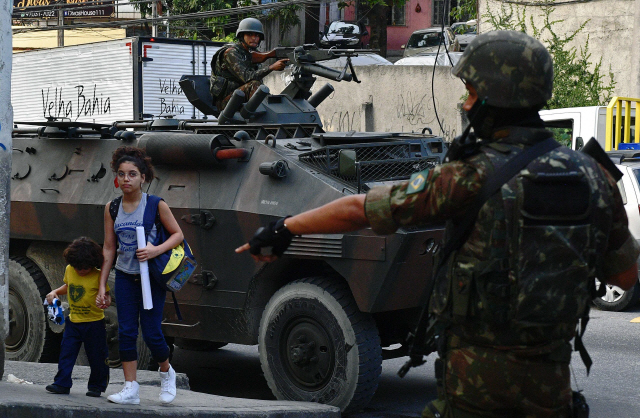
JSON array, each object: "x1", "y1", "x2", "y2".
[
  {"x1": 6, "y1": 257, "x2": 62, "y2": 363},
  {"x1": 259, "y1": 277, "x2": 382, "y2": 414}
]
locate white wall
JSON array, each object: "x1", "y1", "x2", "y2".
[{"x1": 264, "y1": 65, "x2": 467, "y2": 141}]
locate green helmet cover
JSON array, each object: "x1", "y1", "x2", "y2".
[
  {"x1": 236, "y1": 18, "x2": 265, "y2": 41},
  {"x1": 452, "y1": 30, "x2": 553, "y2": 108}
]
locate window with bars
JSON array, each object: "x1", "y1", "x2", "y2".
[
  {"x1": 388, "y1": 2, "x2": 406, "y2": 26},
  {"x1": 433, "y1": 0, "x2": 451, "y2": 25}
]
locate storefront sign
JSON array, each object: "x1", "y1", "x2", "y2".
[{"x1": 13, "y1": 0, "x2": 115, "y2": 19}]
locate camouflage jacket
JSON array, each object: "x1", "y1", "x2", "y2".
[
  {"x1": 213, "y1": 42, "x2": 272, "y2": 88},
  {"x1": 365, "y1": 126, "x2": 640, "y2": 350}
]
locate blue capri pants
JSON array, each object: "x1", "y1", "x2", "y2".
[{"x1": 115, "y1": 269, "x2": 170, "y2": 363}]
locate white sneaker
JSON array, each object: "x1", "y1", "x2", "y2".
[
  {"x1": 107, "y1": 381, "x2": 140, "y2": 405},
  {"x1": 159, "y1": 365, "x2": 176, "y2": 404}
]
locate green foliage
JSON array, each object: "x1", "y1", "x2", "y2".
[
  {"x1": 483, "y1": 1, "x2": 616, "y2": 109},
  {"x1": 212, "y1": 33, "x2": 236, "y2": 43},
  {"x1": 547, "y1": 127, "x2": 573, "y2": 147},
  {"x1": 451, "y1": 0, "x2": 476, "y2": 22}
]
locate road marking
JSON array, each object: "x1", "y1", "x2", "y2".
[{"x1": 630, "y1": 317, "x2": 640, "y2": 323}]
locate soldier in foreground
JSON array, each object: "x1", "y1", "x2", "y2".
[
  {"x1": 237, "y1": 30, "x2": 640, "y2": 417},
  {"x1": 210, "y1": 17, "x2": 288, "y2": 110}
]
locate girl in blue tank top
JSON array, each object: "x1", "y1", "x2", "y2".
[{"x1": 97, "y1": 146, "x2": 184, "y2": 406}]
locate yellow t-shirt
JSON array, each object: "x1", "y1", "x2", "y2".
[{"x1": 63, "y1": 265, "x2": 109, "y2": 323}]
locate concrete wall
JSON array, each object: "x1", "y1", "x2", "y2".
[
  {"x1": 479, "y1": 0, "x2": 638, "y2": 100},
  {"x1": 264, "y1": 65, "x2": 467, "y2": 141}
]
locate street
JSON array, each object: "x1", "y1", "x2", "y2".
[{"x1": 170, "y1": 305, "x2": 640, "y2": 417}]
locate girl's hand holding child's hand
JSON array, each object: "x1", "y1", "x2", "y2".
[
  {"x1": 46, "y1": 291, "x2": 57, "y2": 305},
  {"x1": 136, "y1": 242, "x2": 159, "y2": 262},
  {"x1": 96, "y1": 292, "x2": 111, "y2": 309}
]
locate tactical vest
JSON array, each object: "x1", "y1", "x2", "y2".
[
  {"x1": 432, "y1": 141, "x2": 613, "y2": 348},
  {"x1": 210, "y1": 43, "x2": 250, "y2": 99}
]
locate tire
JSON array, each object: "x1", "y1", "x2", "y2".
[
  {"x1": 6, "y1": 257, "x2": 62, "y2": 363},
  {"x1": 174, "y1": 338, "x2": 228, "y2": 351},
  {"x1": 593, "y1": 279, "x2": 640, "y2": 311},
  {"x1": 259, "y1": 277, "x2": 382, "y2": 414}
]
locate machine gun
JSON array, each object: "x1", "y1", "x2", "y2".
[{"x1": 252, "y1": 45, "x2": 379, "y2": 99}]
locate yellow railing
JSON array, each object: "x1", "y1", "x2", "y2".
[{"x1": 605, "y1": 97, "x2": 640, "y2": 151}]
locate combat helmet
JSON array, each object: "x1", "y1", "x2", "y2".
[
  {"x1": 236, "y1": 17, "x2": 265, "y2": 41},
  {"x1": 451, "y1": 30, "x2": 553, "y2": 108}
]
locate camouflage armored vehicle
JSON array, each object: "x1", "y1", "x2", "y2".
[{"x1": 8, "y1": 45, "x2": 446, "y2": 413}]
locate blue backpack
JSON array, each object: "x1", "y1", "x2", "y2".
[{"x1": 110, "y1": 194, "x2": 197, "y2": 320}]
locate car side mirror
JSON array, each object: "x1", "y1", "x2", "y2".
[
  {"x1": 401, "y1": 44, "x2": 405, "y2": 49},
  {"x1": 575, "y1": 136, "x2": 584, "y2": 150},
  {"x1": 338, "y1": 149, "x2": 357, "y2": 177}
]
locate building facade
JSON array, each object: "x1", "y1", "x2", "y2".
[{"x1": 320, "y1": 0, "x2": 453, "y2": 53}]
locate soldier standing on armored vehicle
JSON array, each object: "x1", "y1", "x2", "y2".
[
  {"x1": 210, "y1": 18, "x2": 288, "y2": 111},
  {"x1": 238, "y1": 31, "x2": 640, "y2": 417}
]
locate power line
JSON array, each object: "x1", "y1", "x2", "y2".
[{"x1": 13, "y1": 0, "x2": 320, "y2": 32}]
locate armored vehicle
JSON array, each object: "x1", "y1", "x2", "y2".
[{"x1": 7, "y1": 45, "x2": 446, "y2": 413}]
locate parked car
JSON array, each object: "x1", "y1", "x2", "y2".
[
  {"x1": 401, "y1": 27, "x2": 460, "y2": 58},
  {"x1": 319, "y1": 21, "x2": 369, "y2": 48},
  {"x1": 592, "y1": 151, "x2": 640, "y2": 311},
  {"x1": 451, "y1": 19, "x2": 477, "y2": 51},
  {"x1": 394, "y1": 51, "x2": 463, "y2": 66}
]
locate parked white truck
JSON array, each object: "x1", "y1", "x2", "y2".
[
  {"x1": 539, "y1": 97, "x2": 638, "y2": 151},
  {"x1": 12, "y1": 37, "x2": 223, "y2": 123}
]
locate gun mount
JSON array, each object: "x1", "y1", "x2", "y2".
[{"x1": 179, "y1": 45, "x2": 376, "y2": 124}]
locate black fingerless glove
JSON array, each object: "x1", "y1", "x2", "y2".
[{"x1": 249, "y1": 216, "x2": 294, "y2": 257}]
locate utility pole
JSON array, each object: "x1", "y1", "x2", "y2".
[
  {"x1": 0, "y1": 0, "x2": 13, "y2": 380},
  {"x1": 151, "y1": 0, "x2": 157, "y2": 37},
  {"x1": 57, "y1": 0, "x2": 64, "y2": 47}
]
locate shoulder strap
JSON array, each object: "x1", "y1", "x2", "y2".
[
  {"x1": 142, "y1": 194, "x2": 164, "y2": 235},
  {"x1": 109, "y1": 196, "x2": 122, "y2": 222},
  {"x1": 437, "y1": 137, "x2": 561, "y2": 269}
]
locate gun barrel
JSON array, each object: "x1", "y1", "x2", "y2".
[
  {"x1": 241, "y1": 85, "x2": 270, "y2": 119},
  {"x1": 300, "y1": 63, "x2": 352, "y2": 82},
  {"x1": 218, "y1": 90, "x2": 246, "y2": 125}
]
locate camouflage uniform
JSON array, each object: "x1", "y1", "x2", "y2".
[
  {"x1": 211, "y1": 42, "x2": 272, "y2": 111},
  {"x1": 364, "y1": 30, "x2": 639, "y2": 416},
  {"x1": 364, "y1": 126, "x2": 640, "y2": 417}
]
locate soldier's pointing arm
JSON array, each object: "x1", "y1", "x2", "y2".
[{"x1": 365, "y1": 161, "x2": 486, "y2": 234}]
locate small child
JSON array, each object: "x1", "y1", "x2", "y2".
[{"x1": 45, "y1": 237, "x2": 111, "y2": 397}]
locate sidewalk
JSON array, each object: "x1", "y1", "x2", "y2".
[{"x1": 1, "y1": 361, "x2": 341, "y2": 418}]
